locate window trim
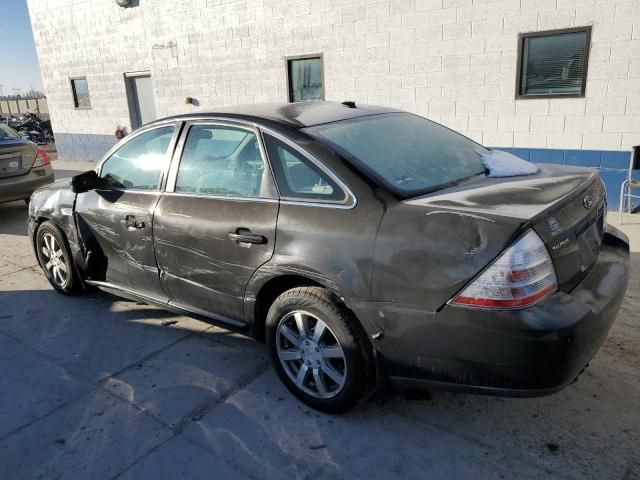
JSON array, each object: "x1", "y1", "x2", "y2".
[
  {"x1": 70, "y1": 76, "x2": 92, "y2": 110},
  {"x1": 285, "y1": 53, "x2": 325, "y2": 103},
  {"x1": 515, "y1": 26, "x2": 592, "y2": 100},
  {"x1": 96, "y1": 122, "x2": 181, "y2": 193},
  {"x1": 164, "y1": 120, "x2": 279, "y2": 201}
]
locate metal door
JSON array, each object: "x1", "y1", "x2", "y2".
[{"x1": 126, "y1": 73, "x2": 156, "y2": 129}]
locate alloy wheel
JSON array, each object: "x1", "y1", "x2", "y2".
[
  {"x1": 276, "y1": 310, "x2": 347, "y2": 399},
  {"x1": 41, "y1": 233, "x2": 68, "y2": 287}
]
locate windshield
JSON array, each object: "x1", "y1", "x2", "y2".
[
  {"x1": 304, "y1": 113, "x2": 488, "y2": 197},
  {"x1": 0, "y1": 124, "x2": 20, "y2": 141}
]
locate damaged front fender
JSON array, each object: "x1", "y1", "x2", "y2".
[{"x1": 28, "y1": 179, "x2": 83, "y2": 270}]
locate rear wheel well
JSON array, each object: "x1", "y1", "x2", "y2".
[{"x1": 253, "y1": 275, "x2": 322, "y2": 341}]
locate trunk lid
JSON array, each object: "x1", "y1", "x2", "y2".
[
  {"x1": 0, "y1": 140, "x2": 36, "y2": 179},
  {"x1": 532, "y1": 174, "x2": 605, "y2": 292},
  {"x1": 405, "y1": 164, "x2": 605, "y2": 293}
]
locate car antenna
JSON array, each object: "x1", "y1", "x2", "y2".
[{"x1": 342, "y1": 101, "x2": 356, "y2": 108}]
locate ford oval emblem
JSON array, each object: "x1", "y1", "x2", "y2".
[{"x1": 583, "y1": 196, "x2": 593, "y2": 209}]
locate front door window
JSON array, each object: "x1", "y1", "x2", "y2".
[{"x1": 100, "y1": 126, "x2": 174, "y2": 190}]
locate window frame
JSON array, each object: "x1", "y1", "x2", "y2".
[
  {"x1": 96, "y1": 122, "x2": 180, "y2": 193},
  {"x1": 70, "y1": 76, "x2": 92, "y2": 110},
  {"x1": 285, "y1": 54, "x2": 325, "y2": 103},
  {"x1": 515, "y1": 26, "x2": 592, "y2": 100},
  {"x1": 164, "y1": 120, "x2": 279, "y2": 201}
]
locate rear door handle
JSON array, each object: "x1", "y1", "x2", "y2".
[
  {"x1": 228, "y1": 230, "x2": 267, "y2": 245},
  {"x1": 124, "y1": 214, "x2": 145, "y2": 230}
]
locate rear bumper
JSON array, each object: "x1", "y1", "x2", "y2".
[
  {"x1": 0, "y1": 164, "x2": 54, "y2": 203},
  {"x1": 382, "y1": 225, "x2": 630, "y2": 396}
]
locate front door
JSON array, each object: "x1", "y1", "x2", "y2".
[
  {"x1": 154, "y1": 122, "x2": 279, "y2": 323},
  {"x1": 126, "y1": 73, "x2": 156, "y2": 130},
  {"x1": 75, "y1": 124, "x2": 178, "y2": 299}
]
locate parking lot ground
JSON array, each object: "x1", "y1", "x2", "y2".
[{"x1": 0, "y1": 161, "x2": 639, "y2": 479}]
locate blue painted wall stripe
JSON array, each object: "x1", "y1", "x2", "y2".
[{"x1": 494, "y1": 147, "x2": 634, "y2": 212}]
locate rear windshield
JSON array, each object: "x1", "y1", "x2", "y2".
[
  {"x1": 304, "y1": 113, "x2": 488, "y2": 198},
  {"x1": 0, "y1": 124, "x2": 20, "y2": 141}
]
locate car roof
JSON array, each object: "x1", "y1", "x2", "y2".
[{"x1": 157, "y1": 101, "x2": 402, "y2": 128}]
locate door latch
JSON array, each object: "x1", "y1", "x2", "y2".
[
  {"x1": 124, "y1": 214, "x2": 145, "y2": 230},
  {"x1": 228, "y1": 228, "x2": 267, "y2": 246}
]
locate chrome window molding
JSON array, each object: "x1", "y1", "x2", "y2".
[
  {"x1": 279, "y1": 199, "x2": 356, "y2": 209},
  {"x1": 91, "y1": 189, "x2": 162, "y2": 196},
  {"x1": 162, "y1": 191, "x2": 279, "y2": 204}
]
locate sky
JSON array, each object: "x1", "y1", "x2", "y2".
[{"x1": 0, "y1": 0, "x2": 44, "y2": 96}]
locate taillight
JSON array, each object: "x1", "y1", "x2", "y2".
[
  {"x1": 451, "y1": 230, "x2": 557, "y2": 309},
  {"x1": 33, "y1": 148, "x2": 50, "y2": 168}
]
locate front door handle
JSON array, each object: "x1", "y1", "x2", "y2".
[
  {"x1": 124, "y1": 214, "x2": 145, "y2": 230},
  {"x1": 228, "y1": 230, "x2": 267, "y2": 245}
]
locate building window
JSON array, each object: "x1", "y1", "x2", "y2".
[
  {"x1": 287, "y1": 55, "x2": 324, "y2": 102},
  {"x1": 71, "y1": 77, "x2": 91, "y2": 109},
  {"x1": 516, "y1": 27, "x2": 591, "y2": 99}
]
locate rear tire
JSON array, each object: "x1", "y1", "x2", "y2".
[
  {"x1": 35, "y1": 221, "x2": 81, "y2": 295},
  {"x1": 266, "y1": 286, "x2": 372, "y2": 413}
]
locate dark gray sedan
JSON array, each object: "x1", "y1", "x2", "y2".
[
  {"x1": 27, "y1": 102, "x2": 629, "y2": 413},
  {"x1": 0, "y1": 124, "x2": 53, "y2": 204}
]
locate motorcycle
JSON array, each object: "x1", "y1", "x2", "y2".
[
  {"x1": 13, "y1": 112, "x2": 54, "y2": 144},
  {"x1": 20, "y1": 130, "x2": 47, "y2": 144}
]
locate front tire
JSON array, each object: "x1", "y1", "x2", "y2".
[
  {"x1": 35, "y1": 221, "x2": 80, "y2": 294},
  {"x1": 266, "y1": 287, "x2": 372, "y2": 413}
]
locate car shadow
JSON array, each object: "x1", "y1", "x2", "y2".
[
  {"x1": 0, "y1": 201, "x2": 29, "y2": 236},
  {"x1": 54, "y1": 169, "x2": 83, "y2": 180}
]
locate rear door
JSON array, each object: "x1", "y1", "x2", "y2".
[
  {"x1": 154, "y1": 121, "x2": 279, "y2": 324},
  {"x1": 75, "y1": 123, "x2": 179, "y2": 299}
]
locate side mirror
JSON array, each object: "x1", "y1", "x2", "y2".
[{"x1": 71, "y1": 170, "x2": 100, "y2": 193}]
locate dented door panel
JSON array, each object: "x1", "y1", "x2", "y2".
[
  {"x1": 74, "y1": 189, "x2": 165, "y2": 297},
  {"x1": 153, "y1": 194, "x2": 278, "y2": 322}
]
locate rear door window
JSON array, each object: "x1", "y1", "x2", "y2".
[
  {"x1": 263, "y1": 134, "x2": 345, "y2": 202},
  {"x1": 175, "y1": 125, "x2": 274, "y2": 198}
]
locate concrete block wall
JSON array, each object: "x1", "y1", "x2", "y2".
[{"x1": 27, "y1": 0, "x2": 640, "y2": 207}]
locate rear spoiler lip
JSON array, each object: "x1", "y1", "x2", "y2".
[{"x1": 526, "y1": 171, "x2": 599, "y2": 227}]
